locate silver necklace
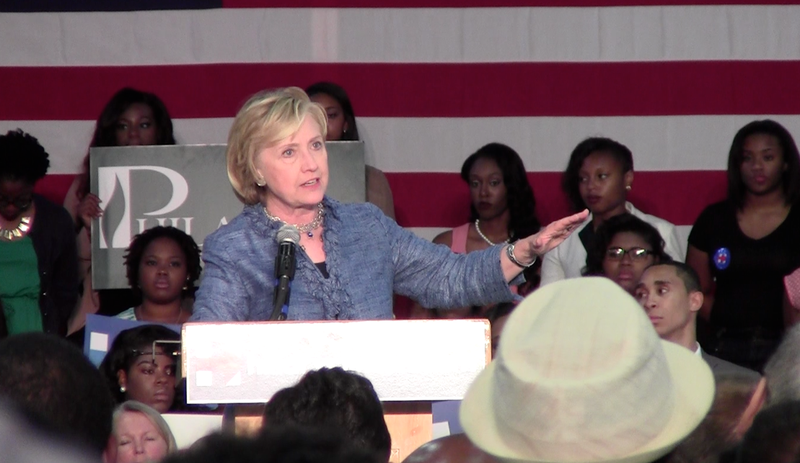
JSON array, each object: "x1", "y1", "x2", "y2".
[
  {"x1": 474, "y1": 219, "x2": 510, "y2": 246},
  {"x1": 0, "y1": 216, "x2": 32, "y2": 241},
  {"x1": 263, "y1": 203, "x2": 325, "y2": 238}
]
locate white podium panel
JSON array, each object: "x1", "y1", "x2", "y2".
[{"x1": 182, "y1": 319, "x2": 489, "y2": 404}]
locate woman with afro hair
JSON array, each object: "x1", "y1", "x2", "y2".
[{"x1": 0, "y1": 129, "x2": 78, "y2": 335}]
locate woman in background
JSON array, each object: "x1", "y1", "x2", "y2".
[
  {"x1": 100, "y1": 325, "x2": 181, "y2": 413},
  {"x1": 64, "y1": 88, "x2": 177, "y2": 335},
  {"x1": 104, "y1": 400, "x2": 177, "y2": 463},
  {"x1": 687, "y1": 119, "x2": 800, "y2": 371},
  {"x1": 117, "y1": 226, "x2": 201, "y2": 324},
  {"x1": 541, "y1": 136, "x2": 683, "y2": 286},
  {"x1": 306, "y1": 81, "x2": 395, "y2": 220},
  {"x1": 411, "y1": 143, "x2": 541, "y2": 318},
  {"x1": 583, "y1": 213, "x2": 672, "y2": 294},
  {"x1": 0, "y1": 129, "x2": 77, "y2": 336}
]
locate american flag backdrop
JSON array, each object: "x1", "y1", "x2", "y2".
[{"x1": 1, "y1": 0, "x2": 800, "y2": 242}]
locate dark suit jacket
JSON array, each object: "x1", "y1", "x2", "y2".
[{"x1": 701, "y1": 350, "x2": 761, "y2": 380}]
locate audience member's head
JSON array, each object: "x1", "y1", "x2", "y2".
[
  {"x1": 124, "y1": 226, "x2": 202, "y2": 302},
  {"x1": 0, "y1": 400, "x2": 96, "y2": 463},
  {"x1": 0, "y1": 333, "x2": 114, "y2": 455},
  {"x1": 79, "y1": 87, "x2": 176, "y2": 196},
  {"x1": 763, "y1": 322, "x2": 800, "y2": 405},
  {"x1": 460, "y1": 277, "x2": 714, "y2": 463},
  {"x1": 306, "y1": 81, "x2": 359, "y2": 141},
  {"x1": 161, "y1": 427, "x2": 381, "y2": 463},
  {"x1": 736, "y1": 400, "x2": 800, "y2": 463},
  {"x1": 584, "y1": 213, "x2": 672, "y2": 293},
  {"x1": 91, "y1": 87, "x2": 176, "y2": 148},
  {"x1": 664, "y1": 373, "x2": 763, "y2": 463},
  {"x1": 105, "y1": 400, "x2": 177, "y2": 463},
  {"x1": 460, "y1": 142, "x2": 541, "y2": 240},
  {"x1": 0, "y1": 129, "x2": 50, "y2": 222},
  {"x1": 263, "y1": 367, "x2": 391, "y2": 462},
  {"x1": 402, "y1": 434, "x2": 499, "y2": 463},
  {"x1": 99, "y1": 325, "x2": 181, "y2": 413},
  {"x1": 726, "y1": 119, "x2": 800, "y2": 208},
  {"x1": 562, "y1": 136, "x2": 634, "y2": 214},
  {"x1": 485, "y1": 302, "x2": 515, "y2": 359},
  {"x1": 634, "y1": 262, "x2": 703, "y2": 350}
]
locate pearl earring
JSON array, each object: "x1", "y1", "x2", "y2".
[{"x1": 120, "y1": 386, "x2": 126, "y2": 393}]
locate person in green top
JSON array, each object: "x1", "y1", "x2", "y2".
[{"x1": 0, "y1": 129, "x2": 78, "y2": 336}]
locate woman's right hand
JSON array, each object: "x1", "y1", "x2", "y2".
[{"x1": 77, "y1": 193, "x2": 103, "y2": 231}]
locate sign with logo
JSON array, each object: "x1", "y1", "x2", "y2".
[{"x1": 91, "y1": 142, "x2": 365, "y2": 289}]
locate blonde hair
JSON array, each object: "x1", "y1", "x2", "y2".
[
  {"x1": 226, "y1": 87, "x2": 328, "y2": 205},
  {"x1": 112, "y1": 400, "x2": 178, "y2": 454}
]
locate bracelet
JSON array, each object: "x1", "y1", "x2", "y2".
[{"x1": 506, "y1": 243, "x2": 537, "y2": 268}]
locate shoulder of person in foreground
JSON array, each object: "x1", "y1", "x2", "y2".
[{"x1": 702, "y1": 351, "x2": 761, "y2": 381}]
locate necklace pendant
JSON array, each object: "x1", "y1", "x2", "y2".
[{"x1": 307, "y1": 231, "x2": 314, "y2": 238}]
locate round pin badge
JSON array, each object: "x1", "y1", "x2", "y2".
[{"x1": 713, "y1": 247, "x2": 731, "y2": 270}]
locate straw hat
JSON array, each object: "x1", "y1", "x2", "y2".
[{"x1": 460, "y1": 277, "x2": 714, "y2": 463}]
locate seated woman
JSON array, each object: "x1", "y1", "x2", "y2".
[
  {"x1": 541, "y1": 137, "x2": 683, "y2": 286},
  {"x1": 100, "y1": 325, "x2": 181, "y2": 413},
  {"x1": 191, "y1": 87, "x2": 586, "y2": 322},
  {"x1": 0, "y1": 129, "x2": 78, "y2": 336},
  {"x1": 411, "y1": 143, "x2": 541, "y2": 318},
  {"x1": 104, "y1": 400, "x2": 177, "y2": 463},
  {"x1": 583, "y1": 214, "x2": 672, "y2": 294},
  {"x1": 687, "y1": 119, "x2": 800, "y2": 371},
  {"x1": 117, "y1": 226, "x2": 201, "y2": 324},
  {"x1": 64, "y1": 88, "x2": 177, "y2": 334},
  {"x1": 306, "y1": 81, "x2": 395, "y2": 220}
]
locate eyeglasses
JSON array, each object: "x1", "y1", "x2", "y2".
[
  {"x1": 605, "y1": 247, "x2": 653, "y2": 261},
  {"x1": 0, "y1": 195, "x2": 33, "y2": 210}
]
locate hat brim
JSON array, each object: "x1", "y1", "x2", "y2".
[{"x1": 460, "y1": 341, "x2": 715, "y2": 463}]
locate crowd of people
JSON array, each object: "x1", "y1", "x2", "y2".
[{"x1": 1, "y1": 80, "x2": 800, "y2": 463}]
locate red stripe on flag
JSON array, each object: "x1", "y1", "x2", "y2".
[
  {"x1": 224, "y1": 0, "x2": 800, "y2": 6},
  {"x1": 40, "y1": 170, "x2": 726, "y2": 227},
  {"x1": 387, "y1": 171, "x2": 727, "y2": 228},
  {"x1": 2, "y1": 62, "x2": 800, "y2": 120}
]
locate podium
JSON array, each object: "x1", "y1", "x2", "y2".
[{"x1": 181, "y1": 319, "x2": 490, "y2": 461}]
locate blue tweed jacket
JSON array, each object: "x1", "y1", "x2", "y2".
[{"x1": 191, "y1": 197, "x2": 516, "y2": 321}]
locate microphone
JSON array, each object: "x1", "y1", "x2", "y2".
[{"x1": 270, "y1": 224, "x2": 300, "y2": 321}]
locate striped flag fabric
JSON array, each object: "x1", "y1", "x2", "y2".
[{"x1": 2, "y1": 0, "x2": 800, "y2": 243}]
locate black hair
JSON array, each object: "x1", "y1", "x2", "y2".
[
  {"x1": 163, "y1": 427, "x2": 381, "y2": 463},
  {"x1": 123, "y1": 226, "x2": 202, "y2": 299},
  {"x1": 737, "y1": 400, "x2": 800, "y2": 463},
  {"x1": 485, "y1": 302, "x2": 515, "y2": 325},
  {"x1": 98, "y1": 325, "x2": 181, "y2": 405},
  {"x1": 0, "y1": 129, "x2": 50, "y2": 184},
  {"x1": 305, "y1": 82, "x2": 360, "y2": 141},
  {"x1": 583, "y1": 213, "x2": 672, "y2": 276},
  {"x1": 726, "y1": 119, "x2": 800, "y2": 208},
  {"x1": 78, "y1": 87, "x2": 176, "y2": 197},
  {"x1": 646, "y1": 261, "x2": 702, "y2": 294},
  {"x1": 0, "y1": 333, "x2": 114, "y2": 455},
  {"x1": 562, "y1": 137, "x2": 634, "y2": 212},
  {"x1": 460, "y1": 143, "x2": 541, "y2": 239},
  {"x1": 263, "y1": 367, "x2": 391, "y2": 462}
]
